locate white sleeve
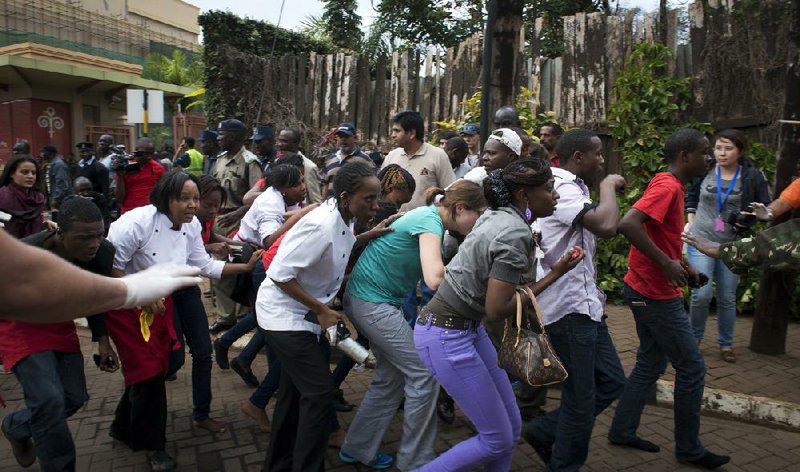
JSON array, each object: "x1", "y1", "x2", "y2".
[
  {"x1": 266, "y1": 220, "x2": 329, "y2": 283},
  {"x1": 107, "y1": 213, "x2": 145, "y2": 272},
  {"x1": 186, "y1": 220, "x2": 225, "y2": 279},
  {"x1": 552, "y1": 180, "x2": 592, "y2": 227},
  {"x1": 256, "y1": 194, "x2": 285, "y2": 242}
]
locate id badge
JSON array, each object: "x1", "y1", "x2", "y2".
[{"x1": 714, "y1": 216, "x2": 726, "y2": 232}]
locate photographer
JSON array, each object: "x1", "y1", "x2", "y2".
[
  {"x1": 114, "y1": 138, "x2": 165, "y2": 215},
  {"x1": 684, "y1": 129, "x2": 771, "y2": 363}
]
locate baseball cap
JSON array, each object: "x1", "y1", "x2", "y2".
[
  {"x1": 335, "y1": 123, "x2": 356, "y2": 136},
  {"x1": 198, "y1": 130, "x2": 218, "y2": 142},
  {"x1": 487, "y1": 128, "x2": 522, "y2": 156},
  {"x1": 250, "y1": 126, "x2": 275, "y2": 141},
  {"x1": 217, "y1": 119, "x2": 248, "y2": 133},
  {"x1": 460, "y1": 123, "x2": 480, "y2": 135}
]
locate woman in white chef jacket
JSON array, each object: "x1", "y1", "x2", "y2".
[
  {"x1": 106, "y1": 170, "x2": 260, "y2": 471},
  {"x1": 256, "y1": 162, "x2": 391, "y2": 472}
]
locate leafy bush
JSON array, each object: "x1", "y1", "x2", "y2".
[
  {"x1": 598, "y1": 43, "x2": 710, "y2": 301},
  {"x1": 431, "y1": 87, "x2": 557, "y2": 143}
]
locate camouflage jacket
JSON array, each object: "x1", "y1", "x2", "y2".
[{"x1": 720, "y1": 219, "x2": 800, "y2": 274}]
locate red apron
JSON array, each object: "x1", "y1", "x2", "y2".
[{"x1": 105, "y1": 297, "x2": 178, "y2": 386}]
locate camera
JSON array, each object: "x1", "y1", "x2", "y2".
[
  {"x1": 326, "y1": 320, "x2": 376, "y2": 369},
  {"x1": 726, "y1": 205, "x2": 757, "y2": 231},
  {"x1": 109, "y1": 145, "x2": 140, "y2": 172}
]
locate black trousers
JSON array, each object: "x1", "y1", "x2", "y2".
[
  {"x1": 263, "y1": 330, "x2": 335, "y2": 472},
  {"x1": 111, "y1": 374, "x2": 167, "y2": 451}
]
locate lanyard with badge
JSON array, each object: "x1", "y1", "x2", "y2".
[{"x1": 714, "y1": 165, "x2": 740, "y2": 232}]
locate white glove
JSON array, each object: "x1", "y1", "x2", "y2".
[
  {"x1": 0, "y1": 210, "x2": 10, "y2": 228},
  {"x1": 119, "y1": 264, "x2": 202, "y2": 308}
]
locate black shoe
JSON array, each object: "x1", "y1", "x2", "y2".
[
  {"x1": 682, "y1": 451, "x2": 730, "y2": 469},
  {"x1": 2, "y1": 422, "x2": 35, "y2": 468},
  {"x1": 522, "y1": 423, "x2": 552, "y2": 465},
  {"x1": 609, "y1": 436, "x2": 660, "y2": 453},
  {"x1": 146, "y1": 449, "x2": 176, "y2": 471},
  {"x1": 332, "y1": 388, "x2": 354, "y2": 412},
  {"x1": 437, "y1": 397, "x2": 455, "y2": 424},
  {"x1": 109, "y1": 426, "x2": 131, "y2": 447},
  {"x1": 231, "y1": 357, "x2": 259, "y2": 388},
  {"x1": 208, "y1": 320, "x2": 234, "y2": 334},
  {"x1": 213, "y1": 338, "x2": 230, "y2": 370}
]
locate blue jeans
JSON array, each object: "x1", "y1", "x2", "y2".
[
  {"x1": 414, "y1": 322, "x2": 520, "y2": 471},
  {"x1": 686, "y1": 245, "x2": 740, "y2": 348},
  {"x1": 526, "y1": 314, "x2": 626, "y2": 471},
  {"x1": 3, "y1": 351, "x2": 87, "y2": 471},
  {"x1": 169, "y1": 286, "x2": 213, "y2": 421},
  {"x1": 218, "y1": 312, "x2": 266, "y2": 366},
  {"x1": 609, "y1": 284, "x2": 707, "y2": 461},
  {"x1": 250, "y1": 328, "x2": 282, "y2": 409},
  {"x1": 402, "y1": 280, "x2": 435, "y2": 327}
]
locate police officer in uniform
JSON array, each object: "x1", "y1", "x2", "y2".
[{"x1": 76, "y1": 142, "x2": 110, "y2": 199}]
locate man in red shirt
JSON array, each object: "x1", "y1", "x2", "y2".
[
  {"x1": 115, "y1": 137, "x2": 165, "y2": 214},
  {"x1": 608, "y1": 129, "x2": 730, "y2": 470},
  {"x1": 0, "y1": 197, "x2": 118, "y2": 470}
]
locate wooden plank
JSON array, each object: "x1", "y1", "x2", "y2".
[
  {"x1": 561, "y1": 14, "x2": 576, "y2": 126},
  {"x1": 433, "y1": 53, "x2": 442, "y2": 122},
  {"x1": 444, "y1": 47, "x2": 454, "y2": 121},
  {"x1": 399, "y1": 49, "x2": 410, "y2": 112},
  {"x1": 371, "y1": 56, "x2": 387, "y2": 145},
  {"x1": 423, "y1": 52, "x2": 434, "y2": 129},
  {"x1": 355, "y1": 55, "x2": 370, "y2": 138},
  {"x1": 322, "y1": 54, "x2": 334, "y2": 130},
  {"x1": 309, "y1": 53, "x2": 319, "y2": 129},
  {"x1": 586, "y1": 12, "x2": 606, "y2": 129},
  {"x1": 312, "y1": 54, "x2": 324, "y2": 130},
  {"x1": 389, "y1": 51, "x2": 399, "y2": 120},
  {"x1": 346, "y1": 54, "x2": 359, "y2": 124},
  {"x1": 296, "y1": 55, "x2": 307, "y2": 124}
]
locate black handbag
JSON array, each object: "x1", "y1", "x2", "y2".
[
  {"x1": 496, "y1": 286, "x2": 568, "y2": 387},
  {"x1": 217, "y1": 243, "x2": 256, "y2": 306}
]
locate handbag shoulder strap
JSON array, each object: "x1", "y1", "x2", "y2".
[{"x1": 523, "y1": 286, "x2": 545, "y2": 332}]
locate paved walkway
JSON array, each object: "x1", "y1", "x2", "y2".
[{"x1": 2, "y1": 303, "x2": 799, "y2": 471}]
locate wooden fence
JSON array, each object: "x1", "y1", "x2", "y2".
[{"x1": 206, "y1": 0, "x2": 794, "y2": 149}]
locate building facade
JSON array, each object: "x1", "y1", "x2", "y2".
[{"x1": 0, "y1": 0, "x2": 200, "y2": 162}]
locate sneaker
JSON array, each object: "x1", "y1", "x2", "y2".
[
  {"x1": 720, "y1": 348, "x2": 736, "y2": 363},
  {"x1": 146, "y1": 449, "x2": 176, "y2": 471},
  {"x1": 213, "y1": 338, "x2": 230, "y2": 370},
  {"x1": 2, "y1": 421, "x2": 35, "y2": 468},
  {"x1": 339, "y1": 450, "x2": 393, "y2": 469},
  {"x1": 230, "y1": 357, "x2": 259, "y2": 388}
]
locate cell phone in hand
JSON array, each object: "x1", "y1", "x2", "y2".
[
  {"x1": 688, "y1": 272, "x2": 710, "y2": 289},
  {"x1": 93, "y1": 353, "x2": 117, "y2": 370}
]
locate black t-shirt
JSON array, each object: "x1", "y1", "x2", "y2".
[{"x1": 22, "y1": 230, "x2": 115, "y2": 340}]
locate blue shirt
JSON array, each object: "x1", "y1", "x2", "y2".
[{"x1": 347, "y1": 205, "x2": 443, "y2": 305}]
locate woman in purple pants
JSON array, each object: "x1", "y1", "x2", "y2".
[{"x1": 413, "y1": 158, "x2": 583, "y2": 471}]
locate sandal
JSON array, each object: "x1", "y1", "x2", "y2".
[{"x1": 720, "y1": 348, "x2": 736, "y2": 363}]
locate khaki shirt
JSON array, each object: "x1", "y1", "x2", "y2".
[
  {"x1": 382, "y1": 142, "x2": 456, "y2": 211},
  {"x1": 212, "y1": 146, "x2": 262, "y2": 210},
  {"x1": 300, "y1": 153, "x2": 324, "y2": 204}
]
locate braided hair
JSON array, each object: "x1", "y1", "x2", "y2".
[
  {"x1": 333, "y1": 162, "x2": 377, "y2": 202},
  {"x1": 484, "y1": 158, "x2": 552, "y2": 209},
  {"x1": 377, "y1": 164, "x2": 416, "y2": 197}
]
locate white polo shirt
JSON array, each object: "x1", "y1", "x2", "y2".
[
  {"x1": 536, "y1": 167, "x2": 606, "y2": 325},
  {"x1": 383, "y1": 142, "x2": 456, "y2": 211},
  {"x1": 237, "y1": 186, "x2": 301, "y2": 248},
  {"x1": 256, "y1": 199, "x2": 356, "y2": 334},
  {"x1": 107, "y1": 204, "x2": 225, "y2": 278}
]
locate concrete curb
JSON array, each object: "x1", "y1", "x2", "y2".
[{"x1": 655, "y1": 379, "x2": 800, "y2": 432}]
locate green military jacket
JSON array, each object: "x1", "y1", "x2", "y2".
[{"x1": 720, "y1": 219, "x2": 800, "y2": 273}]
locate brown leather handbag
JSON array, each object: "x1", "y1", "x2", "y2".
[{"x1": 496, "y1": 286, "x2": 568, "y2": 387}]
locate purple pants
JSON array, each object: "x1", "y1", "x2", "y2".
[{"x1": 413, "y1": 320, "x2": 521, "y2": 471}]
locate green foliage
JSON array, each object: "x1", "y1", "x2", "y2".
[
  {"x1": 199, "y1": 10, "x2": 339, "y2": 126},
  {"x1": 597, "y1": 43, "x2": 709, "y2": 301},
  {"x1": 371, "y1": 1, "x2": 484, "y2": 50},
  {"x1": 142, "y1": 50, "x2": 203, "y2": 86},
  {"x1": 524, "y1": 1, "x2": 610, "y2": 57},
  {"x1": 322, "y1": 0, "x2": 364, "y2": 51},
  {"x1": 432, "y1": 87, "x2": 557, "y2": 142}
]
